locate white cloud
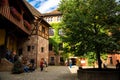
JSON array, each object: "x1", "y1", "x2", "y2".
[
  {"x1": 28, "y1": 1, "x2": 36, "y2": 6},
  {"x1": 37, "y1": 0, "x2": 60, "y2": 13},
  {"x1": 27, "y1": 0, "x2": 60, "y2": 13}
]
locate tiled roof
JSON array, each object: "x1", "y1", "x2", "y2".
[
  {"x1": 42, "y1": 9, "x2": 62, "y2": 16},
  {"x1": 22, "y1": 0, "x2": 42, "y2": 17},
  {"x1": 48, "y1": 10, "x2": 61, "y2": 14}
]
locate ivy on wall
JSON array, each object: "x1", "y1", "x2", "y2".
[
  {"x1": 49, "y1": 23, "x2": 62, "y2": 55},
  {"x1": 49, "y1": 22, "x2": 76, "y2": 59}
]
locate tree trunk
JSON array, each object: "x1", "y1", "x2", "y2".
[
  {"x1": 96, "y1": 50, "x2": 102, "y2": 69},
  {"x1": 94, "y1": 26, "x2": 102, "y2": 69},
  {"x1": 95, "y1": 42, "x2": 102, "y2": 69}
]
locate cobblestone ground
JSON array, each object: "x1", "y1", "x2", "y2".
[{"x1": 0, "y1": 66, "x2": 78, "y2": 80}]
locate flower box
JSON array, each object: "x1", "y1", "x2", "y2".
[
  {"x1": 24, "y1": 20, "x2": 32, "y2": 30},
  {"x1": 0, "y1": 0, "x2": 8, "y2": 6},
  {"x1": 10, "y1": 7, "x2": 22, "y2": 21}
]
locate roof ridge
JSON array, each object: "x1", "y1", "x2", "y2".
[{"x1": 43, "y1": 9, "x2": 61, "y2": 15}]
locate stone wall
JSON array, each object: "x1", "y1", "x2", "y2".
[
  {"x1": 21, "y1": 35, "x2": 49, "y2": 68},
  {"x1": 37, "y1": 36, "x2": 49, "y2": 67},
  {"x1": 77, "y1": 68, "x2": 120, "y2": 80},
  {"x1": 49, "y1": 51, "x2": 61, "y2": 65}
]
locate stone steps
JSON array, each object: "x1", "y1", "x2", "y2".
[{"x1": 0, "y1": 58, "x2": 13, "y2": 72}]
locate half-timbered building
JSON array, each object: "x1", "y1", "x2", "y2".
[{"x1": 0, "y1": 0, "x2": 50, "y2": 71}]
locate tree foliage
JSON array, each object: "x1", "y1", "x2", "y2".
[{"x1": 59, "y1": 0, "x2": 120, "y2": 68}]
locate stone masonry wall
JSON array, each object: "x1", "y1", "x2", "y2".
[
  {"x1": 21, "y1": 35, "x2": 49, "y2": 68},
  {"x1": 37, "y1": 36, "x2": 49, "y2": 67}
]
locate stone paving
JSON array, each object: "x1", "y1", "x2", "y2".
[{"x1": 0, "y1": 66, "x2": 79, "y2": 80}]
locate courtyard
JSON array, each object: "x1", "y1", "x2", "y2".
[{"x1": 0, "y1": 66, "x2": 78, "y2": 80}]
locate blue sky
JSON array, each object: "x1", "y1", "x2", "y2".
[
  {"x1": 27, "y1": 0, "x2": 61, "y2": 13},
  {"x1": 27, "y1": 0, "x2": 120, "y2": 13}
]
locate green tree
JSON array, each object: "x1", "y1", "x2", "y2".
[
  {"x1": 86, "y1": 52, "x2": 96, "y2": 66},
  {"x1": 59, "y1": 0, "x2": 120, "y2": 69}
]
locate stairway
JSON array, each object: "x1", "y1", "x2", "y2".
[{"x1": 0, "y1": 58, "x2": 13, "y2": 72}]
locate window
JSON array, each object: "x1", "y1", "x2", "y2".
[
  {"x1": 49, "y1": 43, "x2": 53, "y2": 51},
  {"x1": 41, "y1": 47, "x2": 44, "y2": 52},
  {"x1": 48, "y1": 17, "x2": 51, "y2": 22},
  {"x1": 50, "y1": 57, "x2": 55, "y2": 65},
  {"x1": 42, "y1": 26, "x2": 45, "y2": 33},
  {"x1": 51, "y1": 57, "x2": 54, "y2": 62},
  {"x1": 59, "y1": 43, "x2": 63, "y2": 50},
  {"x1": 46, "y1": 18, "x2": 49, "y2": 22},
  {"x1": 57, "y1": 16, "x2": 61, "y2": 22},
  {"x1": 18, "y1": 48, "x2": 23, "y2": 56},
  {"x1": 49, "y1": 28, "x2": 54, "y2": 36},
  {"x1": 50, "y1": 17, "x2": 53, "y2": 22},
  {"x1": 58, "y1": 29, "x2": 63, "y2": 35},
  {"x1": 109, "y1": 57, "x2": 113, "y2": 64},
  {"x1": 27, "y1": 46, "x2": 31, "y2": 52},
  {"x1": 60, "y1": 57, "x2": 64, "y2": 62},
  {"x1": 32, "y1": 46, "x2": 34, "y2": 49}
]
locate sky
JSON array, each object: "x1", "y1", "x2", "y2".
[
  {"x1": 27, "y1": 0, "x2": 61, "y2": 13},
  {"x1": 27, "y1": 0, "x2": 120, "y2": 13}
]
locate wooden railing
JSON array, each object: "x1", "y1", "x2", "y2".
[{"x1": 0, "y1": 0, "x2": 31, "y2": 35}]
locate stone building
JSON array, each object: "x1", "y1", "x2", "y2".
[
  {"x1": 0, "y1": 0, "x2": 50, "y2": 71},
  {"x1": 43, "y1": 10, "x2": 62, "y2": 23},
  {"x1": 42, "y1": 10, "x2": 64, "y2": 65}
]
